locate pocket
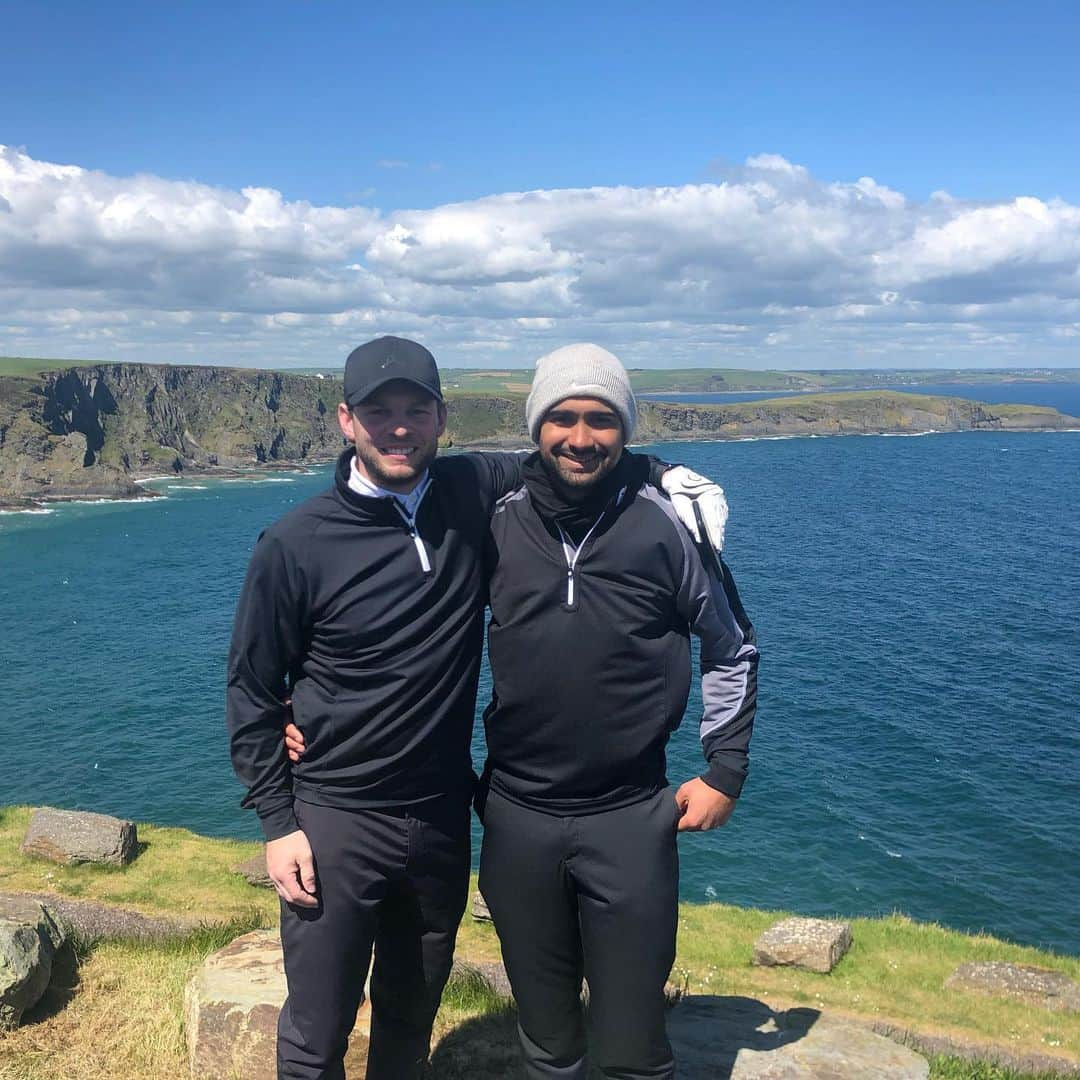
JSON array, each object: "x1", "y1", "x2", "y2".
[{"x1": 660, "y1": 785, "x2": 682, "y2": 829}]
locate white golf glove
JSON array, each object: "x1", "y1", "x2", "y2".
[{"x1": 661, "y1": 466, "x2": 728, "y2": 552}]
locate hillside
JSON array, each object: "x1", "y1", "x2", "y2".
[{"x1": 0, "y1": 363, "x2": 1076, "y2": 506}]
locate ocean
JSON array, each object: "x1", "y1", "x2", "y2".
[{"x1": 2, "y1": 382, "x2": 1078, "y2": 954}]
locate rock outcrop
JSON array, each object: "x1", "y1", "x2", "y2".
[
  {"x1": 470, "y1": 890, "x2": 492, "y2": 922},
  {"x1": 21, "y1": 807, "x2": 138, "y2": 867},
  {"x1": 0, "y1": 896, "x2": 68, "y2": 1030},
  {"x1": 185, "y1": 929, "x2": 370, "y2": 1079},
  {"x1": 234, "y1": 854, "x2": 274, "y2": 889},
  {"x1": 666, "y1": 995, "x2": 929, "y2": 1079},
  {"x1": 945, "y1": 961, "x2": 1080, "y2": 1012}
]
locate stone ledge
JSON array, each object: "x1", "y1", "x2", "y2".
[{"x1": 945, "y1": 961, "x2": 1080, "y2": 1012}]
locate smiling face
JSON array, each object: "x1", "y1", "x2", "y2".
[
  {"x1": 537, "y1": 396, "x2": 625, "y2": 492},
  {"x1": 337, "y1": 380, "x2": 446, "y2": 493}
]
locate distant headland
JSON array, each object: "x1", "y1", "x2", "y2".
[{"x1": 1, "y1": 358, "x2": 1077, "y2": 509}]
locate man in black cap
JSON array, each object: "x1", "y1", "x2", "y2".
[{"x1": 227, "y1": 336, "x2": 729, "y2": 1079}]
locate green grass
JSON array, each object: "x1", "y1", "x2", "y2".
[
  {"x1": 1, "y1": 806, "x2": 1077, "y2": 1077},
  {"x1": 929, "y1": 1057, "x2": 1066, "y2": 1079},
  {"x1": 0, "y1": 356, "x2": 115, "y2": 377}
]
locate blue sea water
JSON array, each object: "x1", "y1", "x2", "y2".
[{"x1": 2, "y1": 408, "x2": 1078, "y2": 953}]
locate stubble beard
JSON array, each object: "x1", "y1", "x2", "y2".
[
  {"x1": 355, "y1": 438, "x2": 438, "y2": 492},
  {"x1": 540, "y1": 446, "x2": 618, "y2": 494}
]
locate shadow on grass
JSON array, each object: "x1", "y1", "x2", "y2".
[
  {"x1": 427, "y1": 995, "x2": 819, "y2": 1079},
  {"x1": 429, "y1": 1004, "x2": 521, "y2": 1079},
  {"x1": 18, "y1": 942, "x2": 81, "y2": 1026}
]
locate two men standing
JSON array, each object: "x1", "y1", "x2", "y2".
[{"x1": 227, "y1": 337, "x2": 756, "y2": 1079}]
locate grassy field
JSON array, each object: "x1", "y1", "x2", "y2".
[
  {"x1": 0, "y1": 357, "x2": 109, "y2": 378},
  {"x1": 0, "y1": 806, "x2": 1076, "y2": 1078}
]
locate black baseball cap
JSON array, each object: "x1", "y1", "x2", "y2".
[{"x1": 343, "y1": 336, "x2": 443, "y2": 407}]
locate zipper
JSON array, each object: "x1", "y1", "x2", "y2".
[
  {"x1": 555, "y1": 486, "x2": 626, "y2": 608},
  {"x1": 392, "y1": 482, "x2": 433, "y2": 575}
]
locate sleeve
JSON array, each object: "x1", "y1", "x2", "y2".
[
  {"x1": 457, "y1": 451, "x2": 527, "y2": 502},
  {"x1": 675, "y1": 534, "x2": 759, "y2": 798},
  {"x1": 225, "y1": 529, "x2": 308, "y2": 840},
  {"x1": 645, "y1": 455, "x2": 676, "y2": 488}
]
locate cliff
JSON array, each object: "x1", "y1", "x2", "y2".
[
  {"x1": 0, "y1": 363, "x2": 1076, "y2": 506},
  {"x1": 0, "y1": 364, "x2": 342, "y2": 503}
]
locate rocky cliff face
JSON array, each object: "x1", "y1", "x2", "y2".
[
  {"x1": 0, "y1": 364, "x2": 342, "y2": 502},
  {"x1": 634, "y1": 392, "x2": 1073, "y2": 440},
  {"x1": 1, "y1": 364, "x2": 1075, "y2": 505}
]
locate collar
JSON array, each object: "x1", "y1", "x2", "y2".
[
  {"x1": 348, "y1": 454, "x2": 430, "y2": 517},
  {"x1": 522, "y1": 450, "x2": 646, "y2": 541}
]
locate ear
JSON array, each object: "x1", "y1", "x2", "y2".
[
  {"x1": 337, "y1": 402, "x2": 356, "y2": 441},
  {"x1": 435, "y1": 401, "x2": 448, "y2": 438}
]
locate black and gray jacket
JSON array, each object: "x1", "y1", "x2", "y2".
[
  {"x1": 482, "y1": 451, "x2": 758, "y2": 815},
  {"x1": 226, "y1": 448, "x2": 524, "y2": 840}
]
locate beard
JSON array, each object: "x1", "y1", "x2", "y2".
[
  {"x1": 354, "y1": 436, "x2": 439, "y2": 492},
  {"x1": 539, "y1": 444, "x2": 620, "y2": 494}
]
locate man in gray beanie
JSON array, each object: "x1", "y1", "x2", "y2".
[
  {"x1": 474, "y1": 343, "x2": 758, "y2": 1080},
  {"x1": 524, "y1": 342, "x2": 728, "y2": 544},
  {"x1": 524, "y1": 342, "x2": 639, "y2": 443}
]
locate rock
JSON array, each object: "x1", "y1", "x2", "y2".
[
  {"x1": 235, "y1": 854, "x2": 274, "y2": 889},
  {"x1": 470, "y1": 890, "x2": 492, "y2": 922},
  {"x1": 184, "y1": 929, "x2": 370, "y2": 1079},
  {"x1": 8, "y1": 891, "x2": 197, "y2": 943},
  {"x1": 0, "y1": 896, "x2": 68, "y2": 1030},
  {"x1": 20, "y1": 807, "x2": 138, "y2": 866},
  {"x1": 752, "y1": 917, "x2": 852, "y2": 974},
  {"x1": 666, "y1": 995, "x2": 929, "y2": 1078},
  {"x1": 945, "y1": 962, "x2": 1080, "y2": 1012},
  {"x1": 451, "y1": 958, "x2": 513, "y2": 999}
]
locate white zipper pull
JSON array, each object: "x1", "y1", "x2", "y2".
[
  {"x1": 410, "y1": 526, "x2": 432, "y2": 574},
  {"x1": 567, "y1": 569, "x2": 574, "y2": 606}
]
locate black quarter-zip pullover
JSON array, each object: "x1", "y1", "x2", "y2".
[
  {"x1": 227, "y1": 448, "x2": 523, "y2": 839},
  {"x1": 482, "y1": 451, "x2": 758, "y2": 815}
]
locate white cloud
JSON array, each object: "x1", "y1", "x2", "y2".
[{"x1": 2, "y1": 144, "x2": 1080, "y2": 368}]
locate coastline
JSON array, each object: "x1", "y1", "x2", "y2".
[{"x1": 3, "y1": 425, "x2": 1078, "y2": 513}]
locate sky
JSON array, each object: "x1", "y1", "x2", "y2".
[{"x1": 2, "y1": 0, "x2": 1080, "y2": 370}]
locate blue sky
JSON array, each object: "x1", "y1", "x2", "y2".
[{"x1": 2, "y1": 1, "x2": 1080, "y2": 368}]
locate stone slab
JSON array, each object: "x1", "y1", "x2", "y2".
[
  {"x1": 185, "y1": 928, "x2": 370, "y2": 1079},
  {"x1": 666, "y1": 995, "x2": 929, "y2": 1079},
  {"x1": 20, "y1": 807, "x2": 138, "y2": 867},
  {"x1": 0, "y1": 896, "x2": 68, "y2": 1030},
  {"x1": 9, "y1": 891, "x2": 197, "y2": 943},
  {"x1": 945, "y1": 962, "x2": 1080, "y2": 1012},
  {"x1": 470, "y1": 890, "x2": 493, "y2": 922},
  {"x1": 753, "y1": 917, "x2": 853, "y2": 974},
  {"x1": 234, "y1": 854, "x2": 274, "y2": 889}
]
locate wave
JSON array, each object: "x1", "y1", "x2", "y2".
[{"x1": 221, "y1": 476, "x2": 297, "y2": 484}]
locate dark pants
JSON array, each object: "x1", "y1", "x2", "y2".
[
  {"x1": 479, "y1": 788, "x2": 680, "y2": 1080},
  {"x1": 277, "y1": 797, "x2": 470, "y2": 1080}
]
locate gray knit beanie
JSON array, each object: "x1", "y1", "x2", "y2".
[{"x1": 525, "y1": 343, "x2": 637, "y2": 442}]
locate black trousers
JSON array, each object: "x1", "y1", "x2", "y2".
[
  {"x1": 479, "y1": 787, "x2": 680, "y2": 1080},
  {"x1": 277, "y1": 796, "x2": 470, "y2": 1080}
]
